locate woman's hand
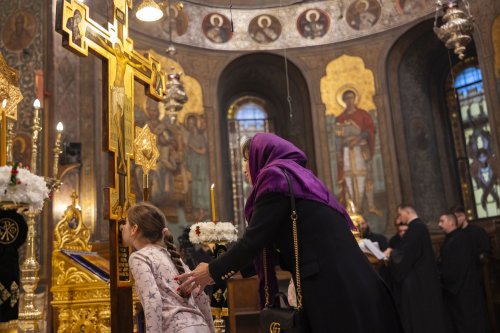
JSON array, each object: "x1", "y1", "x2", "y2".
[{"x1": 176, "y1": 263, "x2": 215, "y2": 295}]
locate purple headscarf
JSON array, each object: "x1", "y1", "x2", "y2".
[{"x1": 244, "y1": 133, "x2": 355, "y2": 229}]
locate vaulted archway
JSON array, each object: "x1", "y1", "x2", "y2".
[{"x1": 217, "y1": 52, "x2": 314, "y2": 225}]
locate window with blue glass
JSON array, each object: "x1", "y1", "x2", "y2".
[
  {"x1": 227, "y1": 97, "x2": 273, "y2": 230},
  {"x1": 453, "y1": 65, "x2": 499, "y2": 218},
  {"x1": 234, "y1": 102, "x2": 268, "y2": 132}
]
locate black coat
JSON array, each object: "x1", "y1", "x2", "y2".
[
  {"x1": 389, "y1": 219, "x2": 446, "y2": 333},
  {"x1": 209, "y1": 192, "x2": 402, "y2": 333},
  {"x1": 389, "y1": 234, "x2": 403, "y2": 249},
  {"x1": 439, "y1": 229, "x2": 488, "y2": 333},
  {"x1": 463, "y1": 224, "x2": 490, "y2": 261}
]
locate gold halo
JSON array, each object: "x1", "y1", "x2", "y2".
[
  {"x1": 257, "y1": 15, "x2": 272, "y2": 28},
  {"x1": 210, "y1": 13, "x2": 224, "y2": 27},
  {"x1": 305, "y1": 9, "x2": 320, "y2": 23},
  {"x1": 355, "y1": 0, "x2": 370, "y2": 12},
  {"x1": 168, "y1": 5, "x2": 179, "y2": 18},
  {"x1": 336, "y1": 85, "x2": 360, "y2": 108}
]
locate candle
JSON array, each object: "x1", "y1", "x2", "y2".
[
  {"x1": 211, "y1": 183, "x2": 216, "y2": 222},
  {"x1": 53, "y1": 122, "x2": 63, "y2": 178},
  {"x1": 1, "y1": 99, "x2": 7, "y2": 166},
  {"x1": 31, "y1": 99, "x2": 42, "y2": 173},
  {"x1": 6, "y1": 122, "x2": 14, "y2": 164}
]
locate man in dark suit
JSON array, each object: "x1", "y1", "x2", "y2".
[
  {"x1": 438, "y1": 212, "x2": 488, "y2": 333},
  {"x1": 450, "y1": 205, "x2": 491, "y2": 261},
  {"x1": 384, "y1": 204, "x2": 446, "y2": 333}
]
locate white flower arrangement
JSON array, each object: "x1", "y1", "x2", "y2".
[
  {"x1": 0, "y1": 165, "x2": 50, "y2": 211},
  {"x1": 189, "y1": 221, "x2": 238, "y2": 244}
]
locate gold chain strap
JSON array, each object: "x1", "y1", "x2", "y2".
[
  {"x1": 262, "y1": 170, "x2": 303, "y2": 310},
  {"x1": 263, "y1": 248, "x2": 270, "y2": 307},
  {"x1": 261, "y1": 210, "x2": 303, "y2": 309},
  {"x1": 291, "y1": 210, "x2": 303, "y2": 309}
]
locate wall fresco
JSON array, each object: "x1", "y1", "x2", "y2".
[
  {"x1": 130, "y1": 0, "x2": 434, "y2": 51},
  {"x1": 321, "y1": 55, "x2": 387, "y2": 233}
]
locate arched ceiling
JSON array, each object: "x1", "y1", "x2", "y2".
[
  {"x1": 129, "y1": 0, "x2": 435, "y2": 51},
  {"x1": 185, "y1": 0, "x2": 312, "y2": 9}
]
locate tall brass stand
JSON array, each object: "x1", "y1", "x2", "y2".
[
  {"x1": 18, "y1": 209, "x2": 42, "y2": 333},
  {"x1": 206, "y1": 242, "x2": 228, "y2": 333}
]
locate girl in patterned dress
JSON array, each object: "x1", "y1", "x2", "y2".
[{"x1": 121, "y1": 202, "x2": 215, "y2": 333}]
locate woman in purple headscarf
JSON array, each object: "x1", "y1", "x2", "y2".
[{"x1": 177, "y1": 133, "x2": 402, "y2": 332}]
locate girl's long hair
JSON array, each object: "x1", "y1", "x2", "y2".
[{"x1": 127, "y1": 202, "x2": 185, "y2": 274}]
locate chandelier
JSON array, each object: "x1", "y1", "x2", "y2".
[
  {"x1": 163, "y1": 45, "x2": 188, "y2": 122},
  {"x1": 433, "y1": 0, "x2": 474, "y2": 60},
  {"x1": 135, "y1": 0, "x2": 183, "y2": 22}
]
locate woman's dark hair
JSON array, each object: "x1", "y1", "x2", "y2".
[
  {"x1": 241, "y1": 137, "x2": 251, "y2": 160},
  {"x1": 127, "y1": 202, "x2": 185, "y2": 274}
]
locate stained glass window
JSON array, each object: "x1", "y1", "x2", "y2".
[
  {"x1": 453, "y1": 65, "x2": 500, "y2": 218},
  {"x1": 228, "y1": 97, "x2": 273, "y2": 231},
  {"x1": 234, "y1": 102, "x2": 268, "y2": 132}
]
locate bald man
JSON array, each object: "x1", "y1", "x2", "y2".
[{"x1": 384, "y1": 204, "x2": 446, "y2": 333}]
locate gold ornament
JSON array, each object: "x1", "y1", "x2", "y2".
[{"x1": 434, "y1": 0, "x2": 474, "y2": 60}]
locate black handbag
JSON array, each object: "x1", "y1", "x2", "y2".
[
  {"x1": 260, "y1": 293, "x2": 305, "y2": 333},
  {"x1": 259, "y1": 169, "x2": 307, "y2": 333}
]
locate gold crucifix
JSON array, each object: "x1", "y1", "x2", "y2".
[{"x1": 56, "y1": 0, "x2": 164, "y2": 331}]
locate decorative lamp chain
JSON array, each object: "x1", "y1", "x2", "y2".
[
  {"x1": 163, "y1": 1, "x2": 188, "y2": 122},
  {"x1": 279, "y1": 0, "x2": 293, "y2": 119},
  {"x1": 228, "y1": 0, "x2": 234, "y2": 32}
]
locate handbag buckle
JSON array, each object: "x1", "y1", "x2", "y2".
[{"x1": 270, "y1": 322, "x2": 281, "y2": 333}]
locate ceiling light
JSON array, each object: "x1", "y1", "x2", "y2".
[{"x1": 136, "y1": 0, "x2": 164, "y2": 22}]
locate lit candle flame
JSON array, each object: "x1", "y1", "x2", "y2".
[
  {"x1": 1, "y1": 99, "x2": 6, "y2": 108},
  {"x1": 210, "y1": 183, "x2": 216, "y2": 223},
  {"x1": 56, "y1": 122, "x2": 64, "y2": 132},
  {"x1": 33, "y1": 99, "x2": 41, "y2": 109}
]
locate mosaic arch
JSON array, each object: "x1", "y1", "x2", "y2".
[{"x1": 130, "y1": 0, "x2": 435, "y2": 51}]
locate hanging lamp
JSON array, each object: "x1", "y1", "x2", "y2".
[{"x1": 136, "y1": 0, "x2": 164, "y2": 22}]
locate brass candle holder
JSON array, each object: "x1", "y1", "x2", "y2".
[
  {"x1": 53, "y1": 122, "x2": 63, "y2": 178},
  {"x1": 31, "y1": 99, "x2": 42, "y2": 174},
  {"x1": 18, "y1": 208, "x2": 43, "y2": 333},
  {"x1": 17, "y1": 112, "x2": 64, "y2": 333},
  {"x1": 6, "y1": 120, "x2": 15, "y2": 164},
  {"x1": 1, "y1": 99, "x2": 7, "y2": 166}
]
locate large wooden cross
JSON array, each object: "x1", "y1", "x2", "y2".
[{"x1": 56, "y1": 1, "x2": 164, "y2": 331}]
